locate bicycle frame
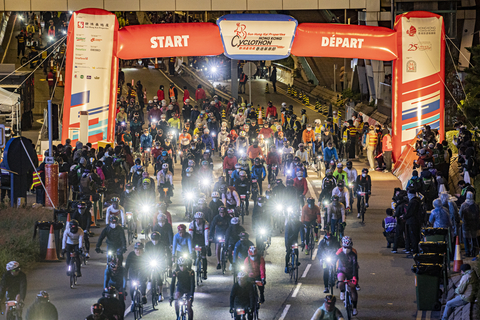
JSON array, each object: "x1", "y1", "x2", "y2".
[
  {"x1": 289, "y1": 244, "x2": 299, "y2": 284},
  {"x1": 194, "y1": 246, "x2": 203, "y2": 285}
]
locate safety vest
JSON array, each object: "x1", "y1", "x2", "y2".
[
  {"x1": 169, "y1": 87, "x2": 175, "y2": 99},
  {"x1": 333, "y1": 116, "x2": 339, "y2": 126},
  {"x1": 32, "y1": 171, "x2": 43, "y2": 188},
  {"x1": 368, "y1": 133, "x2": 377, "y2": 147},
  {"x1": 348, "y1": 126, "x2": 357, "y2": 137},
  {"x1": 17, "y1": 35, "x2": 25, "y2": 43},
  {"x1": 343, "y1": 128, "x2": 349, "y2": 142}
]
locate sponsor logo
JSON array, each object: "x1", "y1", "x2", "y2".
[
  {"x1": 321, "y1": 36, "x2": 364, "y2": 49},
  {"x1": 228, "y1": 22, "x2": 288, "y2": 51},
  {"x1": 417, "y1": 26, "x2": 436, "y2": 36},
  {"x1": 406, "y1": 26, "x2": 416, "y2": 37},
  {"x1": 74, "y1": 74, "x2": 77, "y2": 78},
  {"x1": 90, "y1": 49, "x2": 101, "y2": 52},
  {"x1": 150, "y1": 35, "x2": 190, "y2": 49},
  {"x1": 406, "y1": 60, "x2": 416, "y2": 72},
  {"x1": 87, "y1": 75, "x2": 91, "y2": 79},
  {"x1": 75, "y1": 57, "x2": 88, "y2": 60},
  {"x1": 234, "y1": 23, "x2": 247, "y2": 40},
  {"x1": 77, "y1": 21, "x2": 84, "y2": 28},
  {"x1": 75, "y1": 48, "x2": 86, "y2": 51},
  {"x1": 91, "y1": 38, "x2": 102, "y2": 42},
  {"x1": 80, "y1": 75, "x2": 84, "y2": 79},
  {"x1": 94, "y1": 76, "x2": 100, "y2": 80},
  {"x1": 407, "y1": 42, "x2": 432, "y2": 52},
  {"x1": 76, "y1": 37, "x2": 85, "y2": 42}
]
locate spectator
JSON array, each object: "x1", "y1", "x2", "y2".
[
  {"x1": 157, "y1": 85, "x2": 165, "y2": 102},
  {"x1": 429, "y1": 199, "x2": 451, "y2": 229},
  {"x1": 459, "y1": 192, "x2": 479, "y2": 257},
  {"x1": 183, "y1": 85, "x2": 190, "y2": 102},
  {"x1": 382, "y1": 209, "x2": 396, "y2": 248},
  {"x1": 195, "y1": 84, "x2": 206, "y2": 108},
  {"x1": 441, "y1": 264, "x2": 477, "y2": 320},
  {"x1": 401, "y1": 188, "x2": 422, "y2": 255}
]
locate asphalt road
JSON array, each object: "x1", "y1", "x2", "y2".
[{"x1": 19, "y1": 67, "x2": 425, "y2": 320}]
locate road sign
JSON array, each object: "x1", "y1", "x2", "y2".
[
  {"x1": 243, "y1": 62, "x2": 257, "y2": 77},
  {"x1": 0, "y1": 124, "x2": 4, "y2": 148}
]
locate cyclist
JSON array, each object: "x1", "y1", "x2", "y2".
[
  {"x1": 284, "y1": 211, "x2": 304, "y2": 273},
  {"x1": 233, "y1": 232, "x2": 254, "y2": 268},
  {"x1": 70, "y1": 201, "x2": 91, "y2": 258},
  {"x1": 230, "y1": 272, "x2": 255, "y2": 320},
  {"x1": 140, "y1": 129, "x2": 153, "y2": 166},
  {"x1": 266, "y1": 145, "x2": 281, "y2": 185},
  {"x1": 129, "y1": 158, "x2": 143, "y2": 185},
  {"x1": 323, "y1": 141, "x2": 338, "y2": 170},
  {"x1": 355, "y1": 168, "x2": 372, "y2": 218},
  {"x1": 236, "y1": 131, "x2": 249, "y2": 154},
  {"x1": 169, "y1": 257, "x2": 195, "y2": 320},
  {"x1": 125, "y1": 242, "x2": 148, "y2": 308},
  {"x1": 223, "y1": 149, "x2": 238, "y2": 184},
  {"x1": 310, "y1": 294, "x2": 344, "y2": 320},
  {"x1": 251, "y1": 158, "x2": 266, "y2": 195},
  {"x1": 62, "y1": 219, "x2": 84, "y2": 277},
  {"x1": 345, "y1": 161, "x2": 358, "y2": 209},
  {"x1": 145, "y1": 231, "x2": 168, "y2": 302},
  {"x1": 157, "y1": 163, "x2": 174, "y2": 203},
  {"x1": 318, "y1": 233, "x2": 341, "y2": 293},
  {"x1": 332, "y1": 181, "x2": 350, "y2": 211},
  {"x1": 97, "y1": 287, "x2": 124, "y2": 320},
  {"x1": 243, "y1": 246, "x2": 266, "y2": 304},
  {"x1": 234, "y1": 171, "x2": 251, "y2": 214},
  {"x1": 325, "y1": 196, "x2": 346, "y2": 238},
  {"x1": 85, "y1": 303, "x2": 107, "y2": 320},
  {"x1": 153, "y1": 213, "x2": 174, "y2": 268},
  {"x1": 25, "y1": 291, "x2": 58, "y2": 320},
  {"x1": 189, "y1": 212, "x2": 209, "y2": 280},
  {"x1": 194, "y1": 197, "x2": 214, "y2": 224},
  {"x1": 105, "y1": 197, "x2": 125, "y2": 228},
  {"x1": 301, "y1": 198, "x2": 321, "y2": 255},
  {"x1": 318, "y1": 169, "x2": 336, "y2": 207},
  {"x1": 337, "y1": 236, "x2": 359, "y2": 316},
  {"x1": 225, "y1": 217, "x2": 245, "y2": 265},
  {"x1": 96, "y1": 216, "x2": 127, "y2": 265},
  {"x1": 104, "y1": 260, "x2": 126, "y2": 302},
  {"x1": 295, "y1": 143, "x2": 309, "y2": 164},
  {"x1": 173, "y1": 224, "x2": 193, "y2": 263},
  {"x1": 0, "y1": 261, "x2": 27, "y2": 312},
  {"x1": 208, "y1": 192, "x2": 223, "y2": 223},
  {"x1": 210, "y1": 206, "x2": 231, "y2": 270},
  {"x1": 333, "y1": 163, "x2": 348, "y2": 186}
]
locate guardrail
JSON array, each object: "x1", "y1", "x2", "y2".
[{"x1": 179, "y1": 64, "x2": 231, "y2": 102}]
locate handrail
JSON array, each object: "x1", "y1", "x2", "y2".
[
  {"x1": 298, "y1": 57, "x2": 319, "y2": 86},
  {"x1": 179, "y1": 64, "x2": 231, "y2": 102}
]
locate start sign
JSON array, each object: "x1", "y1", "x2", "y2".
[{"x1": 217, "y1": 14, "x2": 298, "y2": 60}]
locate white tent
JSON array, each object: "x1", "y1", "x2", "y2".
[{"x1": 0, "y1": 87, "x2": 20, "y2": 107}]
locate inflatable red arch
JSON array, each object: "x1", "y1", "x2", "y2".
[{"x1": 63, "y1": 9, "x2": 444, "y2": 161}]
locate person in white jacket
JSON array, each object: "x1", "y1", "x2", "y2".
[{"x1": 188, "y1": 212, "x2": 210, "y2": 280}]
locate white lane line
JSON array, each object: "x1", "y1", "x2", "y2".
[
  {"x1": 302, "y1": 264, "x2": 312, "y2": 278},
  {"x1": 312, "y1": 248, "x2": 318, "y2": 261},
  {"x1": 292, "y1": 283, "x2": 302, "y2": 297},
  {"x1": 306, "y1": 177, "x2": 318, "y2": 199},
  {"x1": 278, "y1": 304, "x2": 291, "y2": 320}
]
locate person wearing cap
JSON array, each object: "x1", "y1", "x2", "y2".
[
  {"x1": 363, "y1": 125, "x2": 377, "y2": 171},
  {"x1": 400, "y1": 188, "x2": 422, "y2": 255},
  {"x1": 332, "y1": 180, "x2": 350, "y2": 211},
  {"x1": 444, "y1": 264, "x2": 479, "y2": 320},
  {"x1": 310, "y1": 294, "x2": 344, "y2": 320},
  {"x1": 459, "y1": 192, "x2": 479, "y2": 257},
  {"x1": 354, "y1": 169, "x2": 372, "y2": 218},
  {"x1": 323, "y1": 141, "x2": 339, "y2": 170}
]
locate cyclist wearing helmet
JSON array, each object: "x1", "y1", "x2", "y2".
[
  {"x1": 193, "y1": 196, "x2": 213, "y2": 223},
  {"x1": 325, "y1": 196, "x2": 346, "y2": 238},
  {"x1": 129, "y1": 158, "x2": 143, "y2": 185},
  {"x1": 104, "y1": 259, "x2": 126, "y2": 302},
  {"x1": 96, "y1": 216, "x2": 127, "y2": 265},
  {"x1": 301, "y1": 198, "x2": 321, "y2": 254},
  {"x1": 247, "y1": 141, "x2": 264, "y2": 165},
  {"x1": 332, "y1": 181, "x2": 350, "y2": 210},
  {"x1": 85, "y1": 303, "x2": 107, "y2": 320},
  {"x1": 172, "y1": 224, "x2": 193, "y2": 261},
  {"x1": 337, "y1": 236, "x2": 359, "y2": 316},
  {"x1": 25, "y1": 290, "x2": 58, "y2": 320},
  {"x1": 355, "y1": 168, "x2": 372, "y2": 218},
  {"x1": 71, "y1": 201, "x2": 92, "y2": 258},
  {"x1": 145, "y1": 231, "x2": 168, "y2": 302},
  {"x1": 333, "y1": 163, "x2": 348, "y2": 186},
  {"x1": 201, "y1": 128, "x2": 214, "y2": 152},
  {"x1": 202, "y1": 150, "x2": 214, "y2": 170},
  {"x1": 0, "y1": 261, "x2": 26, "y2": 309},
  {"x1": 323, "y1": 141, "x2": 338, "y2": 170},
  {"x1": 293, "y1": 170, "x2": 308, "y2": 208},
  {"x1": 318, "y1": 169, "x2": 337, "y2": 206},
  {"x1": 209, "y1": 192, "x2": 223, "y2": 222},
  {"x1": 125, "y1": 242, "x2": 148, "y2": 306},
  {"x1": 236, "y1": 131, "x2": 249, "y2": 154},
  {"x1": 137, "y1": 171, "x2": 155, "y2": 197},
  {"x1": 311, "y1": 295, "x2": 344, "y2": 320},
  {"x1": 225, "y1": 217, "x2": 245, "y2": 264},
  {"x1": 169, "y1": 257, "x2": 195, "y2": 320},
  {"x1": 318, "y1": 233, "x2": 341, "y2": 294},
  {"x1": 243, "y1": 246, "x2": 266, "y2": 303},
  {"x1": 210, "y1": 206, "x2": 231, "y2": 269},
  {"x1": 222, "y1": 185, "x2": 240, "y2": 209},
  {"x1": 97, "y1": 287, "x2": 124, "y2": 320},
  {"x1": 189, "y1": 212, "x2": 210, "y2": 280},
  {"x1": 105, "y1": 197, "x2": 125, "y2": 228},
  {"x1": 234, "y1": 171, "x2": 251, "y2": 213},
  {"x1": 345, "y1": 161, "x2": 358, "y2": 208},
  {"x1": 284, "y1": 211, "x2": 304, "y2": 273},
  {"x1": 157, "y1": 163, "x2": 173, "y2": 203},
  {"x1": 229, "y1": 272, "x2": 255, "y2": 320},
  {"x1": 266, "y1": 145, "x2": 281, "y2": 185},
  {"x1": 251, "y1": 158, "x2": 266, "y2": 195},
  {"x1": 140, "y1": 129, "x2": 153, "y2": 165},
  {"x1": 233, "y1": 232, "x2": 254, "y2": 266},
  {"x1": 62, "y1": 219, "x2": 84, "y2": 277}
]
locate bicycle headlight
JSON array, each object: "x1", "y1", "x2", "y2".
[
  {"x1": 287, "y1": 207, "x2": 293, "y2": 213},
  {"x1": 323, "y1": 200, "x2": 329, "y2": 205},
  {"x1": 287, "y1": 170, "x2": 292, "y2": 175},
  {"x1": 147, "y1": 148, "x2": 151, "y2": 152},
  {"x1": 150, "y1": 260, "x2": 157, "y2": 268},
  {"x1": 276, "y1": 204, "x2": 282, "y2": 211},
  {"x1": 186, "y1": 192, "x2": 194, "y2": 200},
  {"x1": 260, "y1": 228, "x2": 266, "y2": 235},
  {"x1": 108, "y1": 251, "x2": 113, "y2": 256},
  {"x1": 142, "y1": 205, "x2": 149, "y2": 213},
  {"x1": 201, "y1": 179, "x2": 209, "y2": 186},
  {"x1": 326, "y1": 256, "x2": 332, "y2": 263},
  {"x1": 132, "y1": 281, "x2": 138, "y2": 286},
  {"x1": 183, "y1": 253, "x2": 188, "y2": 259}
]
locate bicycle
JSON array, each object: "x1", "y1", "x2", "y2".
[
  {"x1": 357, "y1": 186, "x2": 367, "y2": 224},
  {"x1": 323, "y1": 254, "x2": 337, "y2": 294},
  {"x1": 251, "y1": 180, "x2": 258, "y2": 201},
  {"x1": 288, "y1": 244, "x2": 299, "y2": 284},
  {"x1": 170, "y1": 293, "x2": 189, "y2": 320},
  {"x1": 194, "y1": 245, "x2": 203, "y2": 286},
  {"x1": 68, "y1": 250, "x2": 80, "y2": 289},
  {"x1": 256, "y1": 227, "x2": 271, "y2": 257},
  {"x1": 219, "y1": 237, "x2": 228, "y2": 275},
  {"x1": 4, "y1": 300, "x2": 23, "y2": 320},
  {"x1": 126, "y1": 212, "x2": 136, "y2": 246},
  {"x1": 239, "y1": 195, "x2": 247, "y2": 224},
  {"x1": 340, "y1": 279, "x2": 355, "y2": 320},
  {"x1": 251, "y1": 280, "x2": 263, "y2": 320},
  {"x1": 130, "y1": 279, "x2": 144, "y2": 320},
  {"x1": 231, "y1": 307, "x2": 252, "y2": 320},
  {"x1": 142, "y1": 148, "x2": 151, "y2": 168},
  {"x1": 304, "y1": 223, "x2": 316, "y2": 259},
  {"x1": 149, "y1": 260, "x2": 161, "y2": 310}
]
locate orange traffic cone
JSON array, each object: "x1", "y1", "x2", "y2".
[
  {"x1": 96, "y1": 204, "x2": 102, "y2": 221},
  {"x1": 45, "y1": 224, "x2": 58, "y2": 261},
  {"x1": 66, "y1": 212, "x2": 71, "y2": 228},
  {"x1": 258, "y1": 108, "x2": 264, "y2": 125},
  {"x1": 90, "y1": 204, "x2": 98, "y2": 228},
  {"x1": 58, "y1": 74, "x2": 64, "y2": 87},
  {"x1": 453, "y1": 236, "x2": 463, "y2": 272}
]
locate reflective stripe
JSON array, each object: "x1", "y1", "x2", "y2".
[{"x1": 368, "y1": 134, "x2": 377, "y2": 147}]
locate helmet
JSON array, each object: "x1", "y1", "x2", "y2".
[
  {"x1": 134, "y1": 242, "x2": 144, "y2": 250},
  {"x1": 337, "y1": 163, "x2": 343, "y2": 168},
  {"x1": 157, "y1": 213, "x2": 167, "y2": 221},
  {"x1": 77, "y1": 201, "x2": 87, "y2": 209},
  {"x1": 301, "y1": 108, "x2": 306, "y2": 114},
  {"x1": 126, "y1": 183, "x2": 133, "y2": 190},
  {"x1": 239, "y1": 170, "x2": 247, "y2": 177},
  {"x1": 177, "y1": 224, "x2": 187, "y2": 231},
  {"x1": 294, "y1": 156, "x2": 300, "y2": 162},
  {"x1": 91, "y1": 303, "x2": 104, "y2": 315},
  {"x1": 257, "y1": 196, "x2": 265, "y2": 204},
  {"x1": 325, "y1": 294, "x2": 337, "y2": 304},
  {"x1": 162, "y1": 151, "x2": 168, "y2": 157},
  {"x1": 188, "y1": 159, "x2": 195, "y2": 167},
  {"x1": 194, "y1": 212, "x2": 204, "y2": 219},
  {"x1": 227, "y1": 149, "x2": 234, "y2": 156},
  {"x1": 153, "y1": 96, "x2": 158, "y2": 100},
  {"x1": 362, "y1": 168, "x2": 368, "y2": 174},
  {"x1": 307, "y1": 197, "x2": 315, "y2": 205},
  {"x1": 235, "y1": 163, "x2": 242, "y2": 170},
  {"x1": 135, "y1": 158, "x2": 141, "y2": 165},
  {"x1": 211, "y1": 191, "x2": 220, "y2": 198},
  {"x1": 177, "y1": 257, "x2": 186, "y2": 265},
  {"x1": 111, "y1": 197, "x2": 120, "y2": 203},
  {"x1": 342, "y1": 236, "x2": 353, "y2": 248},
  {"x1": 201, "y1": 160, "x2": 208, "y2": 167},
  {"x1": 185, "y1": 167, "x2": 194, "y2": 176},
  {"x1": 162, "y1": 163, "x2": 169, "y2": 169},
  {"x1": 142, "y1": 179, "x2": 151, "y2": 186},
  {"x1": 36, "y1": 290, "x2": 49, "y2": 302},
  {"x1": 239, "y1": 232, "x2": 249, "y2": 240},
  {"x1": 337, "y1": 181, "x2": 345, "y2": 188},
  {"x1": 346, "y1": 161, "x2": 352, "y2": 167},
  {"x1": 109, "y1": 216, "x2": 119, "y2": 224},
  {"x1": 231, "y1": 217, "x2": 239, "y2": 225},
  {"x1": 248, "y1": 246, "x2": 257, "y2": 256},
  {"x1": 326, "y1": 169, "x2": 333, "y2": 176},
  {"x1": 6, "y1": 261, "x2": 19, "y2": 271},
  {"x1": 240, "y1": 131, "x2": 246, "y2": 137},
  {"x1": 150, "y1": 231, "x2": 161, "y2": 241},
  {"x1": 254, "y1": 157, "x2": 261, "y2": 164},
  {"x1": 331, "y1": 195, "x2": 340, "y2": 202}
]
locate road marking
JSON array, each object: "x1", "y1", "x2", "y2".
[
  {"x1": 312, "y1": 248, "x2": 318, "y2": 260},
  {"x1": 306, "y1": 177, "x2": 318, "y2": 200},
  {"x1": 292, "y1": 283, "x2": 302, "y2": 297},
  {"x1": 302, "y1": 264, "x2": 311, "y2": 278},
  {"x1": 415, "y1": 310, "x2": 423, "y2": 320},
  {"x1": 425, "y1": 311, "x2": 431, "y2": 320},
  {"x1": 278, "y1": 304, "x2": 291, "y2": 320}
]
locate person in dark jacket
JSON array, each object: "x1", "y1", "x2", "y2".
[
  {"x1": 71, "y1": 201, "x2": 92, "y2": 257},
  {"x1": 400, "y1": 188, "x2": 423, "y2": 255},
  {"x1": 391, "y1": 189, "x2": 408, "y2": 253},
  {"x1": 103, "y1": 260, "x2": 126, "y2": 301},
  {"x1": 96, "y1": 216, "x2": 127, "y2": 265},
  {"x1": 210, "y1": 206, "x2": 231, "y2": 269},
  {"x1": 225, "y1": 217, "x2": 245, "y2": 264},
  {"x1": 230, "y1": 272, "x2": 255, "y2": 319},
  {"x1": 284, "y1": 211, "x2": 304, "y2": 273},
  {"x1": 125, "y1": 242, "x2": 148, "y2": 306},
  {"x1": 97, "y1": 287, "x2": 125, "y2": 320},
  {"x1": 233, "y1": 232, "x2": 254, "y2": 265},
  {"x1": 25, "y1": 291, "x2": 58, "y2": 320},
  {"x1": 169, "y1": 257, "x2": 195, "y2": 320}
]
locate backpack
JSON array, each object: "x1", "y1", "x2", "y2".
[
  {"x1": 409, "y1": 178, "x2": 422, "y2": 193},
  {"x1": 423, "y1": 177, "x2": 435, "y2": 194},
  {"x1": 68, "y1": 165, "x2": 80, "y2": 186},
  {"x1": 80, "y1": 174, "x2": 94, "y2": 193}
]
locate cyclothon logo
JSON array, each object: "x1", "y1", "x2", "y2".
[
  {"x1": 406, "y1": 26, "x2": 417, "y2": 37},
  {"x1": 230, "y1": 22, "x2": 286, "y2": 51}
]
